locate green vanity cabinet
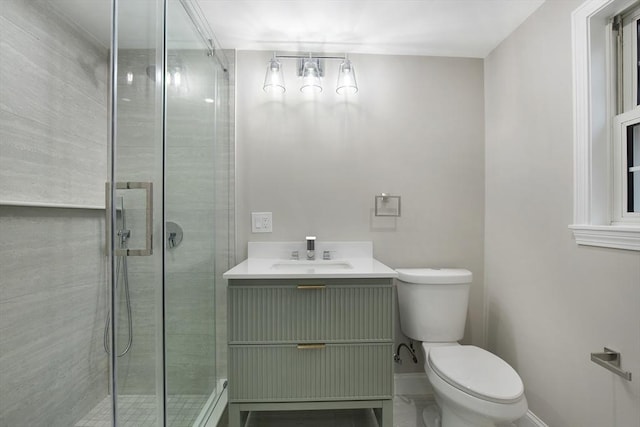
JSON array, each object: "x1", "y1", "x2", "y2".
[{"x1": 227, "y1": 278, "x2": 394, "y2": 427}]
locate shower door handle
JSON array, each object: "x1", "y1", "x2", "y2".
[{"x1": 106, "y1": 182, "x2": 154, "y2": 256}]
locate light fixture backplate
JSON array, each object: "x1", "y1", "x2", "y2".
[{"x1": 297, "y1": 58, "x2": 324, "y2": 77}]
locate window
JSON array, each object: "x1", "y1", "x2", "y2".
[
  {"x1": 570, "y1": 0, "x2": 640, "y2": 251},
  {"x1": 620, "y1": 8, "x2": 640, "y2": 112},
  {"x1": 614, "y1": 112, "x2": 640, "y2": 222},
  {"x1": 627, "y1": 123, "x2": 639, "y2": 211},
  {"x1": 613, "y1": 6, "x2": 640, "y2": 224}
]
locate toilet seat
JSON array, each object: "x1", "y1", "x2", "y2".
[{"x1": 427, "y1": 345, "x2": 524, "y2": 404}]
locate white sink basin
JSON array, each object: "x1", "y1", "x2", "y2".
[
  {"x1": 223, "y1": 242, "x2": 398, "y2": 279},
  {"x1": 271, "y1": 260, "x2": 353, "y2": 271}
]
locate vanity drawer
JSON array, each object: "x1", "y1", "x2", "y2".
[
  {"x1": 228, "y1": 279, "x2": 393, "y2": 343},
  {"x1": 229, "y1": 343, "x2": 393, "y2": 402}
]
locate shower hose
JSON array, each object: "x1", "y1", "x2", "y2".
[{"x1": 103, "y1": 233, "x2": 133, "y2": 357}]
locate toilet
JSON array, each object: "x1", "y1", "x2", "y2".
[{"x1": 395, "y1": 268, "x2": 527, "y2": 427}]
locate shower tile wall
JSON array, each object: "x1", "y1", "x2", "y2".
[
  {"x1": 0, "y1": 208, "x2": 108, "y2": 426},
  {"x1": 0, "y1": 3, "x2": 235, "y2": 423},
  {"x1": 0, "y1": 0, "x2": 108, "y2": 207},
  {"x1": 0, "y1": 1, "x2": 109, "y2": 426}
]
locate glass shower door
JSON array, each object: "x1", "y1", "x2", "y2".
[
  {"x1": 109, "y1": 0, "x2": 165, "y2": 425},
  {"x1": 164, "y1": 0, "x2": 232, "y2": 425},
  {"x1": 109, "y1": 0, "x2": 232, "y2": 425}
]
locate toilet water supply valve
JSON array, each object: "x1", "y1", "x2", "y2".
[{"x1": 394, "y1": 341, "x2": 418, "y2": 364}]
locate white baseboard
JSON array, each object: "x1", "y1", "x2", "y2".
[{"x1": 393, "y1": 373, "x2": 548, "y2": 427}]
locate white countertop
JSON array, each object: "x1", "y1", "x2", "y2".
[{"x1": 223, "y1": 241, "x2": 397, "y2": 279}]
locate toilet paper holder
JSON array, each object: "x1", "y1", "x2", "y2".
[{"x1": 590, "y1": 347, "x2": 632, "y2": 381}]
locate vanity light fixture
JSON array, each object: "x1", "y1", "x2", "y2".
[
  {"x1": 262, "y1": 52, "x2": 358, "y2": 94},
  {"x1": 263, "y1": 54, "x2": 285, "y2": 93},
  {"x1": 300, "y1": 55, "x2": 322, "y2": 93},
  {"x1": 336, "y1": 57, "x2": 357, "y2": 95}
]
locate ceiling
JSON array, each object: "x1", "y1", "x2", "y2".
[{"x1": 52, "y1": 0, "x2": 546, "y2": 58}]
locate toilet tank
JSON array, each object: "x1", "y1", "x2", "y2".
[{"x1": 395, "y1": 268, "x2": 472, "y2": 342}]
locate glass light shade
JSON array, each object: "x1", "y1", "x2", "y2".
[
  {"x1": 336, "y1": 59, "x2": 358, "y2": 94},
  {"x1": 300, "y1": 59, "x2": 322, "y2": 93},
  {"x1": 263, "y1": 58, "x2": 285, "y2": 93}
]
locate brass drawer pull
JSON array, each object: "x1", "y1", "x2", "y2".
[
  {"x1": 297, "y1": 343, "x2": 326, "y2": 350},
  {"x1": 297, "y1": 284, "x2": 326, "y2": 290}
]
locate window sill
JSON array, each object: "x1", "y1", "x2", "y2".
[{"x1": 569, "y1": 224, "x2": 640, "y2": 251}]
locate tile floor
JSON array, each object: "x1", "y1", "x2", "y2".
[{"x1": 75, "y1": 394, "x2": 209, "y2": 427}]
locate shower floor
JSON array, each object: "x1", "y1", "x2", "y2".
[{"x1": 75, "y1": 394, "x2": 209, "y2": 427}]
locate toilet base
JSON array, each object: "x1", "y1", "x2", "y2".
[
  {"x1": 438, "y1": 396, "x2": 494, "y2": 427},
  {"x1": 436, "y1": 397, "x2": 520, "y2": 427},
  {"x1": 422, "y1": 404, "x2": 441, "y2": 427},
  {"x1": 424, "y1": 400, "x2": 519, "y2": 427}
]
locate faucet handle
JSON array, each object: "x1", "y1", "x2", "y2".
[
  {"x1": 322, "y1": 250, "x2": 331, "y2": 260},
  {"x1": 306, "y1": 236, "x2": 316, "y2": 260}
]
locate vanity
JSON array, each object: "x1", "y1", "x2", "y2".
[{"x1": 223, "y1": 242, "x2": 397, "y2": 427}]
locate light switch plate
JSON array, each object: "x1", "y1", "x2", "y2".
[{"x1": 251, "y1": 212, "x2": 272, "y2": 233}]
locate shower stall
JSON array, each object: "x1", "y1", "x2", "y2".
[{"x1": 0, "y1": 0, "x2": 234, "y2": 426}]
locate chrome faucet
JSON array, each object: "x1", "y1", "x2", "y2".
[{"x1": 306, "y1": 236, "x2": 316, "y2": 260}]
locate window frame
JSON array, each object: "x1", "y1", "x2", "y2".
[
  {"x1": 613, "y1": 108, "x2": 640, "y2": 223},
  {"x1": 620, "y1": 7, "x2": 639, "y2": 111},
  {"x1": 570, "y1": 0, "x2": 640, "y2": 251}
]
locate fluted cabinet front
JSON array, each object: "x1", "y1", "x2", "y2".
[
  {"x1": 230, "y1": 343, "x2": 392, "y2": 401},
  {"x1": 228, "y1": 279, "x2": 393, "y2": 343},
  {"x1": 227, "y1": 278, "x2": 395, "y2": 427}
]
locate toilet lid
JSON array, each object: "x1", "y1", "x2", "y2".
[
  {"x1": 428, "y1": 345, "x2": 524, "y2": 404},
  {"x1": 395, "y1": 268, "x2": 472, "y2": 284}
]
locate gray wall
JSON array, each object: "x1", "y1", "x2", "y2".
[
  {"x1": 0, "y1": 1, "x2": 109, "y2": 425},
  {"x1": 484, "y1": 1, "x2": 640, "y2": 426},
  {"x1": 235, "y1": 51, "x2": 486, "y2": 370}
]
